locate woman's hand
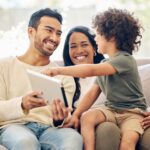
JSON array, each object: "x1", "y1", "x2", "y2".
[
  {"x1": 141, "y1": 111, "x2": 150, "y2": 129},
  {"x1": 51, "y1": 99, "x2": 72, "y2": 126}
]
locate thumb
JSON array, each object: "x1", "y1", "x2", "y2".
[
  {"x1": 31, "y1": 90, "x2": 43, "y2": 98},
  {"x1": 141, "y1": 111, "x2": 150, "y2": 117},
  {"x1": 63, "y1": 122, "x2": 74, "y2": 128}
]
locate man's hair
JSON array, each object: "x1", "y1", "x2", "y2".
[
  {"x1": 92, "y1": 8, "x2": 143, "y2": 54},
  {"x1": 28, "y1": 8, "x2": 63, "y2": 29}
]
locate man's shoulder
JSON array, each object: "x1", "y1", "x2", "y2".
[{"x1": 0, "y1": 56, "x2": 16, "y2": 66}]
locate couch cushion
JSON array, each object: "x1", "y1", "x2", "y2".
[{"x1": 138, "y1": 64, "x2": 150, "y2": 106}]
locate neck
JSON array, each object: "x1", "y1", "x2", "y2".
[
  {"x1": 107, "y1": 42, "x2": 119, "y2": 57},
  {"x1": 17, "y1": 48, "x2": 50, "y2": 66}
]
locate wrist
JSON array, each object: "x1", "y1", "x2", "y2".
[
  {"x1": 56, "y1": 67, "x2": 63, "y2": 75},
  {"x1": 21, "y1": 97, "x2": 29, "y2": 114},
  {"x1": 73, "y1": 111, "x2": 81, "y2": 119}
]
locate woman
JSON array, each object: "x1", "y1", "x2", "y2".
[{"x1": 63, "y1": 26, "x2": 104, "y2": 108}]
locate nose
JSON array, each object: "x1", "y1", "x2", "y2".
[
  {"x1": 76, "y1": 46, "x2": 83, "y2": 53},
  {"x1": 50, "y1": 33, "x2": 58, "y2": 43}
]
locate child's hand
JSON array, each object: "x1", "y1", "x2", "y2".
[
  {"x1": 42, "y1": 68, "x2": 59, "y2": 77},
  {"x1": 63, "y1": 114, "x2": 80, "y2": 129},
  {"x1": 141, "y1": 115, "x2": 150, "y2": 129}
]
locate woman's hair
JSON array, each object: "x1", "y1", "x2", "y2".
[
  {"x1": 63, "y1": 26, "x2": 104, "y2": 108},
  {"x1": 92, "y1": 8, "x2": 143, "y2": 55}
]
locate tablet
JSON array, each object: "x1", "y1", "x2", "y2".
[{"x1": 27, "y1": 69, "x2": 68, "y2": 107}]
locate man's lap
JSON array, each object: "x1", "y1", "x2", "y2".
[{"x1": 0, "y1": 122, "x2": 83, "y2": 150}]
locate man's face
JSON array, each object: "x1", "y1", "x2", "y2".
[{"x1": 32, "y1": 16, "x2": 62, "y2": 56}]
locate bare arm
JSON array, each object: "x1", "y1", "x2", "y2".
[
  {"x1": 43, "y1": 62, "x2": 117, "y2": 78},
  {"x1": 73, "y1": 84, "x2": 101, "y2": 118},
  {"x1": 63, "y1": 84, "x2": 101, "y2": 128}
]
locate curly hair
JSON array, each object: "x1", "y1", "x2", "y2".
[{"x1": 92, "y1": 8, "x2": 143, "y2": 54}]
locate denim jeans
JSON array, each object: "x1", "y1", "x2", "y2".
[{"x1": 0, "y1": 122, "x2": 83, "y2": 150}]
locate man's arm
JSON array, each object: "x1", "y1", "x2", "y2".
[{"x1": 0, "y1": 90, "x2": 47, "y2": 122}]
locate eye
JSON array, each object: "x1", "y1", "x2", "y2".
[
  {"x1": 56, "y1": 32, "x2": 62, "y2": 37},
  {"x1": 69, "y1": 45, "x2": 77, "y2": 49},
  {"x1": 82, "y1": 43, "x2": 88, "y2": 47},
  {"x1": 46, "y1": 29, "x2": 52, "y2": 33}
]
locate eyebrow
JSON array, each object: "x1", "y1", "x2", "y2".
[
  {"x1": 70, "y1": 41, "x2": 89, "y2": 45},
  {"x1": 45, "y1": 25, "x2": 62, "y2": 34}
]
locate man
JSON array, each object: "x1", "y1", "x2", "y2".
[{"x1": 0, "y1": 8, "x2": 83, "y2": 150}]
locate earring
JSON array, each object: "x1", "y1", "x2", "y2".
[{"x1": 94, "y1": 51, "x2": 97, "y2": 56}]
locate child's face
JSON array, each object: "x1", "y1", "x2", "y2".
[{"x1": 95, "y1": 33, "x2": 108, "y2": 55}]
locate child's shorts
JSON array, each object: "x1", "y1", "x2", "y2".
[{"x1": 92, "y1": 106, "x2": 144, "y2": 135}]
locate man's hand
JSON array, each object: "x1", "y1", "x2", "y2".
[
  {"x1": 51, "y1": 99, "x2": 80, "y2": 129},
  {"x1": 21, "y1": 90, "x2": 47, "y2": 111},
  {"x1": 141, "y1": 111, "x2": 150, "y2": 129},
  {"x1": 51, "y1": 99, "x2": 71, "y2": 121},
  {"x1": 42, "y1": 68, "x2": 60, "y2": 77}
]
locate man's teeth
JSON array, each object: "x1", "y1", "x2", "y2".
[{"x1": 46, "y1": 41, "x2": 55, "y2": 48}]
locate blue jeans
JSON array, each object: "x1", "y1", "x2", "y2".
[{"x1": 0, "y1": 122, "x2": 83, "y2": 150}]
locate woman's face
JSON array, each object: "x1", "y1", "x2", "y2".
[{"x1": 69, "y1": 32, "x2": 95, "y2": 65}]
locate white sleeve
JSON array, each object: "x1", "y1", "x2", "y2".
[{"x1": 0, "y1": 63, "x2": 26, "y2": 122}]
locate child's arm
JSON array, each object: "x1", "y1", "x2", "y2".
[
  {"x1": 63, "y1": 84, "x2": 101, "y2": 128},
  {"x1": 74, "y1": 84, "x2": 101, "y2": 117},
  {"x1": 43, "y1": 62, "x2": 116, "y2": 78}
]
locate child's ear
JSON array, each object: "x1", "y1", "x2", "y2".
[{"x1": 109, "y1": 37, "x2": 115, "y2": 42}]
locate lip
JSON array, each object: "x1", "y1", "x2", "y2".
[{"x1": 44, "y1": 40, "x2": 57, "y2": 50}]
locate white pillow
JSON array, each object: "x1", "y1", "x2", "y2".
[{"x1": 138, "y1": 64, "x2": 150, "y2": 106}]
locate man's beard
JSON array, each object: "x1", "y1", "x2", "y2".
[{"x1": 34, "y1": 40, "x2": 54, "y2": 57}]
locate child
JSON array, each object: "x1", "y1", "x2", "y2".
[{"x1": 43, "y1": 8, "x2": 147, "y2": 150}]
